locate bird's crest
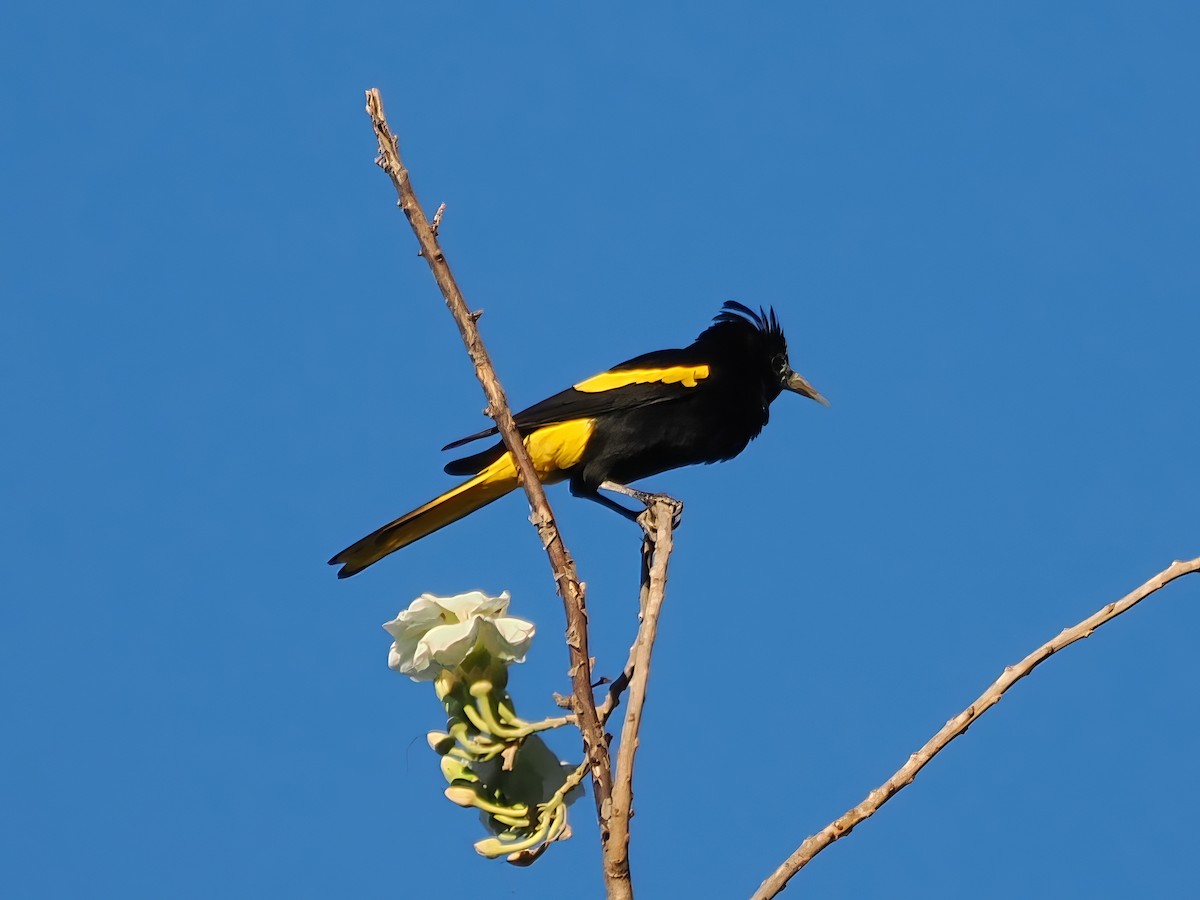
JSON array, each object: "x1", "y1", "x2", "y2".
[{"x1": 711, "y1": 300, "x2": 785, "y2": 344}]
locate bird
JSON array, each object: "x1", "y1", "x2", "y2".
[{"x1": 328, "y1": 301, "x2": 828, "y2": 578}]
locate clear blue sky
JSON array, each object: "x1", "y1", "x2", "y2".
[{"x1": 4, "y1": 3, "x2": 1198, "y2": 898}]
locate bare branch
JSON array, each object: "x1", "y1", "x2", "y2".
[
  {"x1": 363, "y1": 88, "x2": 617, "y2": 883},
  {"x1": 607, "y1": 497, "x2": 680, "y2": 879},
  {"x1": 751, "y1": 555, "x2": 1200, "y2": 900}
]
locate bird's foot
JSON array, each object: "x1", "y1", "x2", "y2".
[
  {"x1": 639, "y1": 491, "x2": 683, "y2": 528},
  {"x1": 600, "y1": 481, "x2": 683, "y2": 529},
  {"x1": 637, "y1": 504, "x2": 683, "y2": 536}
]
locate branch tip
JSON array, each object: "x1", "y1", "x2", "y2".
[{"x1": 750, "y1": 555, "x2": 1200, "y2": 900}]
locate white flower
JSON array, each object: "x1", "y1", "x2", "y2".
[{"x1": 382, "y1": 590, "x2": 535, "y2": 681}]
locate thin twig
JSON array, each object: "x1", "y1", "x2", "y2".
[
  {"x1": 595, "y1": 601, "x2": 646, "y2": 725},
  {"x1": 363, "y1": 89, "x2": 618, "y2": 889},
  {"x1": 596, "y1": 667, "x2": 633, "y2": 723},
  {"x1": 750, "y1": 555, "x2": 1200, "y2": 900},
  {"x1": 608, "y1": 497, "x2": 680, "y2": 879}
]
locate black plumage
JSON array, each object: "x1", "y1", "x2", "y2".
[{"x1": 329, "y1": 301, "x2": 827, "y2": 578}]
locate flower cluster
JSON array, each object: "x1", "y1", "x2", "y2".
[{"x1": 384, "y1": 591, "x2": 581, "y2": 863}]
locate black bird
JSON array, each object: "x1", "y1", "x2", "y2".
[{"x1": 329, "y1": 301, "x2": 827, "y2": 578}]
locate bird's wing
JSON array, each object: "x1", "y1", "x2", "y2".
[{"x1": 441, "y1": 348, "x2": 713, "y2": 451}]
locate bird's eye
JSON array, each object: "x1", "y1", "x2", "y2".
[{"x1": 771, "y1": 353, "x2": 787, "y2": 373}]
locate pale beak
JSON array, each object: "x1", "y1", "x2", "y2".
[{"x1": 784, "y1": 370, "x2": 830, "y2": 407}]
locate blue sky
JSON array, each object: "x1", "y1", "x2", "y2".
[{"x1": 3, "y1": 2, "x2": 1198, "y2": 897}]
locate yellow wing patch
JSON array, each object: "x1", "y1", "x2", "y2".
[{"x1": 573, "y1": 365, "x2": 710, "y2": 393}]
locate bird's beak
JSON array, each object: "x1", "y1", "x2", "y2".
[{"x1": 784, "y1": 370, "x2": 830, "y2": 407}]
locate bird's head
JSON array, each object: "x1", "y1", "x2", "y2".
[{"x1": 707, "y1": 301, "x2": 829, "y2": 407}]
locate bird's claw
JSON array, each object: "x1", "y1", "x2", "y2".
[{"x1": 634, "y1": 492, "x2": 683, "y2": 531}]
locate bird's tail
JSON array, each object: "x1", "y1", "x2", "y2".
[{"x1": 328, "y1": 457, "x2": 521, "y2": 578}]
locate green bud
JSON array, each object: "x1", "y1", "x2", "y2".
[
  {"x1": 439, "y1": 756, "x2": 476, "y2": 784},
  {"x1": 426, "y1": 731, "x2": 456, "y2": 755}
]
